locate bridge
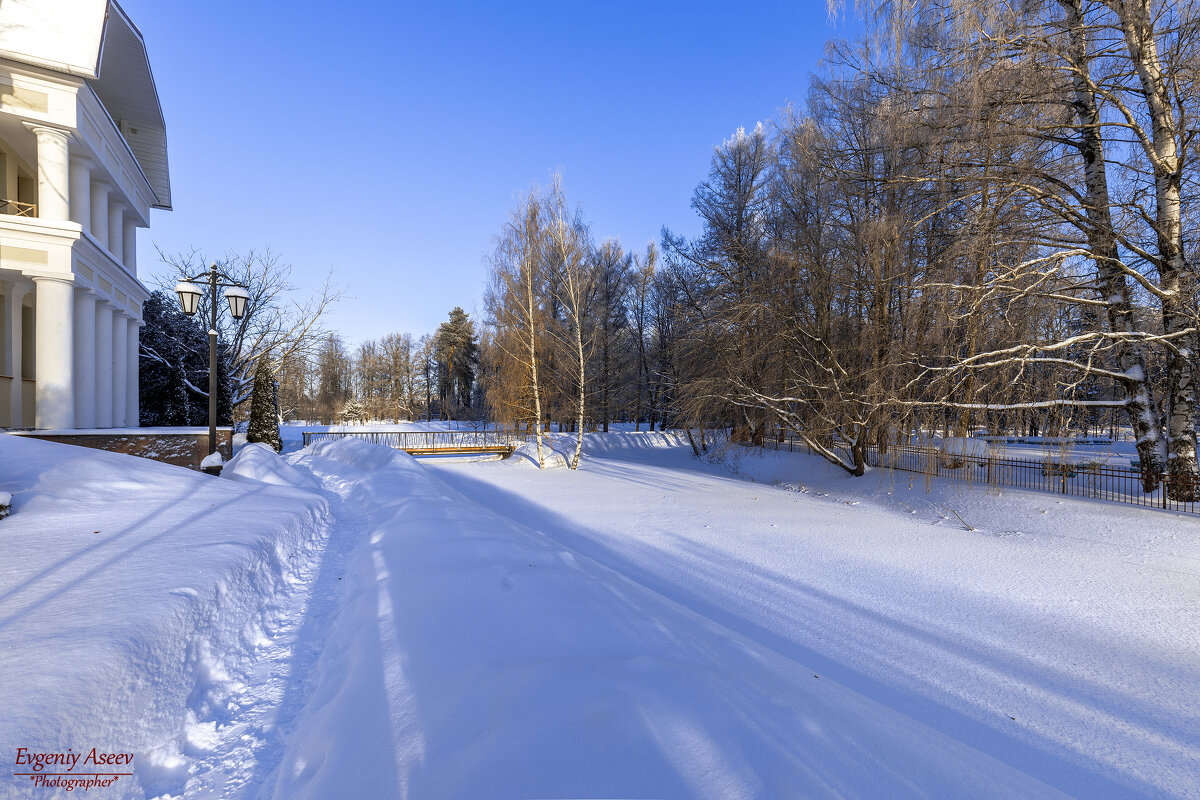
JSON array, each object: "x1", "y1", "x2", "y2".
[{"x1": 301, "y1": 429, "x2": 529, "y2": 456}]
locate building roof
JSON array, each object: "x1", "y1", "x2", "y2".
[{"x1": 0, "y1": 0, "x2": 171, "y2": 209}]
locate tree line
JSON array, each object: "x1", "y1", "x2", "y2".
[
  {"x1": 479, "y1": 0, "x2": 1200, "y2": 497},
  {"x1": 273, "y1": 307, "x2": 480, "y2": 425},
  {"x1": 140, "y1": 0, "x2": 1199, "y2": 498}
]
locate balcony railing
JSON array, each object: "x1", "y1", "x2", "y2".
[{"x1": 1, "y1": 199, "x2": 37, "y2": 217}]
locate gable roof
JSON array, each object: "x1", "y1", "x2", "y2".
[{"x1": 0, "y1": 0, "x2": 171, "y2": 209}]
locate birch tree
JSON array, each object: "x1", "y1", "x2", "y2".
[
  {"x1": 484, "y1": 189, "x2": 549, "y2": 467},
  {"x1": 546, "y1": 178, "x2": 594, "y2": 468}
]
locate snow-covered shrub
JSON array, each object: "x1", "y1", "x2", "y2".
[
  {"x1": 0, "y1": 490, "x2": 10, "y2": 520},
  {"x1": 938, "y1": 437, "x2": 989, "y2": 468}
]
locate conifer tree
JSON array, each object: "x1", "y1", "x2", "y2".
[
  {"x1": 246, "y1": 357, "x2": 282, "y2": 451},
  {"x1": 434, "y1": 307, "x2": 480, "y2": 415}
]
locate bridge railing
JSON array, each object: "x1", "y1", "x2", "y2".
[{"x1": 301, "y1": 429, "x2": 531, "y2": 452}]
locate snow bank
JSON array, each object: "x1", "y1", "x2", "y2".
[
  {"x1": 272, "y1": 440, "x2": 1067, "y2": 799},
  {"x1": 505, "y1": 431, "x2": 693, "y2": 469},
  {"x1": 579, "y1": 429, "x2": 692, "y2": 454},
  {"x1": 505, "y1": 435, "x2": 572, "y2": 468},
  {"x1": 939, "y1": 436, "x2": 991, "y2": 459},
  {"x1": 308, "y1": 436, "x2": 413, "y2": 471},
  {"x1": 223, "y1": 442, "x2": 321, "y2": 491},
  {"x1": 0, "y1": 434, "x2": 330, "y2": 799}
]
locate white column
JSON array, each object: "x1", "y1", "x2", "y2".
[
  {"x1": 26, "y1": 125, "x2": 70, "y2": 221},
  {"x1": 94, "y1": 300, "x2": 113, "y2": 428},
  {"x1": 73, "y1": 288, "x2": 96, "y2": 428},
  {"x1": 126, "y1": 318, "x2": 139, "y2": 427},
  {"x1": 112, "y1": 311, "x2": 127, "y2": 427},
  {"x1": 69, "y1": 157, "x2": 91, "y2": 230},
  {"x1": 107, "y1": 202, "x2": 123, "y2": 260},
  {"x1": 33, "y1": 276, "x2": 75, "y2": 429},
  {"x1": 89, "y1": 182, "x2": 109, "y2": 250},
  {"x1": 6, "y1": 284, "x2": 27, "y2": 427},
  {"x1": 2, "y1": 150, "x2": 17, "y2": 206},
  {"x1": 122, "y1": 218, "x2": 137, "y2": 272}
]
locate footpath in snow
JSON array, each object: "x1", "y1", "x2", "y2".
[{"x1": 268, "y1": 436, "x2": 1068, "y2": 799}]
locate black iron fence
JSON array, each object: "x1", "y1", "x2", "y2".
[
  {"x1": 301, "y1": 429, "x2": 529, "y2": 453},
  {"x1": 764, "y1": 436, "x2": 1199, "y2": 514}
]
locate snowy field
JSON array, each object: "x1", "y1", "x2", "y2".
[{"x1": 0, "y1": 428, "x2": 1196, "y2": 799}]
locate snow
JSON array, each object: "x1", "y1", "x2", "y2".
[
  {"x1": 0, "y1": 433, "x2": 330, "y2": 798},
  {"x1": 223, "y1": 443, "x2": 320, "y2": 491},
  {"x1": 424, "y1": 433, "x2": 1200, "y2": 800},
  {"x1": 939, "y1": 436, "x2": 991, "y2": 458},
  {"x1": 200, "y1": 450, "x2": 224, "y2": 468},
  {"x1": 271, "y1": 437, "x2": 1068, "y2": 799},
  {"x1": 1, "y1": 428, "x2": 1197, "y2": 799}
]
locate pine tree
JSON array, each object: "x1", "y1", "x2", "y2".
[
  {"x1": 434, "y1": 307, "x2": 480, "y2": 416},
  {"x1": 246, "y1": 357, "x2": 282, "y2": 451},
  {"x1": 338, "y1": 398, "x2": 366, "y2": 425}
]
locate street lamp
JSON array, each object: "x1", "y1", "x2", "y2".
[{"x1": 175, "y1": 262, "x2": 249, "y2": 458}]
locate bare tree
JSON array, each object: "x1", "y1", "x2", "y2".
[
  {"x1": 629, "y1": 242, "x2": 658, "y2": 430},
  {"x1": 547, "y1": 176, "x2": 594, "y2": 468},
  {"x1": 484, "y1": 189, "x2": 550, "y2": 467},
  {"x1": 159, "y1": 248, "x2": 340, "y2": 411}
]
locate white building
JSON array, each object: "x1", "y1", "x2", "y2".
[{"x1": 0, "y1": 0, "x2": 169, "y2": 430}]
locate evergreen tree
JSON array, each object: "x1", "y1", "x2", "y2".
[
  {"x1": 139, "y1": 290, "x2": 237, "y2": 427},
  {"x1": 434, "y1": 307, "x2": 480, "y2": 414},
  {"x1": 339, "y1": 398, "x2": 366, "y2": 425},
  {"x1": 246, "y1": 357, "x2": 282, "y2": 451}
]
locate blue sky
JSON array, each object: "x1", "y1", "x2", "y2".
[{"x1": 121, "y1": 0, "x2": 859, "y2": 347}]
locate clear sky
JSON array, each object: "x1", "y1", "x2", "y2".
[{"x1": 120, "y1": 0, "x2": 859, "y2": 347}]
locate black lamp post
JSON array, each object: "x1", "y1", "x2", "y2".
[{"x1": 174, "y1": 262, "x2": 249, "y2": 457}]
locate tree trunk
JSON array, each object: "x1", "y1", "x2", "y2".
[
  {"x1": 571, "y1": 305, "x2": 585, "y2": 470},
  {"x1": 1108, "y1": 0, "x2": 1198, "y2": 499},
  {"x1": 1060, "y1": 0, "x2": 1164, "y2": 492}
]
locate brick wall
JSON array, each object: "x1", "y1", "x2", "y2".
[{"x1": 17, "y1": 429, "x2": 233, "y2": 469}]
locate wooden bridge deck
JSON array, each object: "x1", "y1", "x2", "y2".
[{"x1": 301, "y1": 430, "x2": 528, "y2": 455}]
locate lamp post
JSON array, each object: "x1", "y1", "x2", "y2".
[{"x1": 174, "y1": 262, "x2": 250, "y2": 457}]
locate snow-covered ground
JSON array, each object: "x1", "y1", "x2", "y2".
[
  {"x1": 0, "y1": 434, "x2": 331, "y2": 798},
  {"x1": 429, "y1": 434, "x2": 1200, "y2": 799},
  {"x1": 1, "y1": 429, "x2": 1196, "y2": 799}
]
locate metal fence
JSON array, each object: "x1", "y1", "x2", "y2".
[
  {"x1": 764, "y1": 436, "x2": 1199, "y2": 514},
  {"x1": 301, "y1": 429, "x2": 529, "y2": 453}
]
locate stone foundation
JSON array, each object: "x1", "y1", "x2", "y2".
[{"x1": 14, "y1": 427, "x2": 233, "y2": 470}]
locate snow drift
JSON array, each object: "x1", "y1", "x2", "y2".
[
  {"x1": 223, "y1": 442, "x2": 321, "y2": 491},
  {"x1": 0, "y1": 434, "x2": 330, "y2": 799}
]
